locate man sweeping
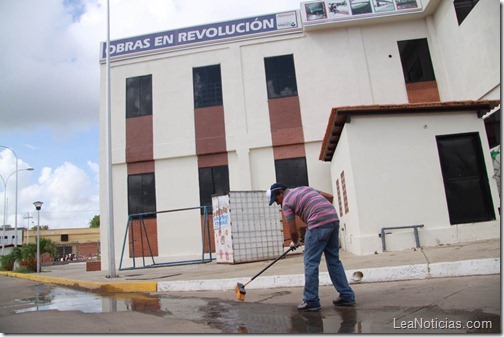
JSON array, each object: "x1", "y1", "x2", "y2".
[{"x1": 267, "y1": 183, "x2": 355, "y2": 312}]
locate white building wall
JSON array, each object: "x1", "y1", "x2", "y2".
[
  {"x1": 429, "y1": 0, "x2": 500, "y2": 100},
  {"x1": 249, "y1": 147, "x2": 276, "y2": 190},
  {"x1": 152, "y1": 53, "x2": 197, "y2": 159},
  {"x1": 304, "y1": 141, "x2": 331, "y2": 190},
  {"x1": 154, "y1": 157, "x2": 203, "y2": 262},
  {"x1": 335, "y1": 111, "x2": 500, "y2": 255},
  {"x1": 100, "y1": 2, "x2": 500, "y2": 265},
  {"x1": 330, "y1": 127, "x2": 363, "y2": 253}
]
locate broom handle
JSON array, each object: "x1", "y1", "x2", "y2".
[{"x1": 243, "y1": 246, "x2": 294, "y2": 287}]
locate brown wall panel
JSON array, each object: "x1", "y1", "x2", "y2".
[
  {"x1": 126, "y1": 115, "x2": 154, "y2": 163},
  {"x1": 406, "y1": 81, "x2": 441, "y2": 103},
  {"x1": 194, "y1": 106, "x2": 227, "y2": 155},
  {"x1": 128, "y1": 218, "x2": 158, "y2": 257},
  {"x1": 268, "y1": 95, "x2": 305, "y2": 159},
  {"x1": 127, "y1": 161, "x2": 155, "y2": 175},
  {"x1": 198, "y1": 153, "x2": 228, "y2": 168},
  {"x1": 273, "y1": 144, "x2": 306, "y2": 160}
]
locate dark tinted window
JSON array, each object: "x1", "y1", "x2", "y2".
[
  {"x1": 193, "y1": 65, "x2": 223, "y2": 108},
  {"x1": 264, "y1": 55, "x2": 298, "y2": 99},
  {"x1": 198, "y1": 165, "x2": 229, "y2": 213},
  {"x1": 454, "y1": 0, "x2": 479, "y2": 25},
  {"x1": 274, "y1": 157, "x2": 309, "y2": 188},
  {"x1": 398, "y1": 38, "x2": 436, "y2": 83},
  {"x1": 126, "y1": 75, "x2": 152, "y2": 118},
  {"x1": 128, "y1": 173, "x2": 156, "y2": 217}
]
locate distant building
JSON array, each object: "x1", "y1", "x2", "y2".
[
  {"x1": 0, "y1": 226, "x2": 24, "y2": 255},
  {"x1": 99, "y1": 0, "x2": 500, "y2": 269},
  {"x1": 24, "y1": 227, "x2": 100, "y2": 261}
]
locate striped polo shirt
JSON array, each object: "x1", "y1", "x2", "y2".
[{"x1": 282, "y1": 186, "x2": 339, "y2": 229}]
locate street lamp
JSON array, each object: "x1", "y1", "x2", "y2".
[
  {"x1": 0, "y1": 167, "x2": 34, "y2": 254},
  {"x1": 33, "y1": 201, "x2": 43, "y2": 273},
  {"x1": 0, "y1": 146, "x2": 19, "y2": 249}
]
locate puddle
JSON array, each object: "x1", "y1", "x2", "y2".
[{"x1": 13, "y1": 286, "x2": 500, "y2": 333}]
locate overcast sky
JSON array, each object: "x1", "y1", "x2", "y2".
[{"x1": 0, "y1": 0, "x2": 303, "y2": 229}]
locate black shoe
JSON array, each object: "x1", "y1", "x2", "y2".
[
  {"x1": 333, "y1": 298, "x2": 355, "y2": 307},
  {"x1": 297, "y1": 302, "x2": 321, "y2": 312}
]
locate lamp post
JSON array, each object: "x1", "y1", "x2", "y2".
[
  {"x1": 0, "y1": 146, "x2": 19, "y2": 248},
  {"x1": 0, "y1": 167, "x2": 34, "y2": 254},
  {"x1": 33, "y1": 201, "x2": 43, "y2": 273}
]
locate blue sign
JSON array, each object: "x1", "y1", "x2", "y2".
[{"x1": 101, "y1": 11, "x2": 300, "y2": 59}]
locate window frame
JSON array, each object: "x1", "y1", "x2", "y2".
[
  {"x1": 274, "y1": 157, "x2": 309, "y2": 188},
  {"x1": 198, "y1": 165, "x2": 230, "y2": 213},
  {"x1": 126, "y1": 74, "x2": 153, "y2": 118},
  {"x1": 127, "y1": 172, "x2": 157, "y2": 218},
  {"x1": 397, "y1": 38, "x2": 436, "y2": 84},
  {"x1": 193, "y1": 64, "x2": 223, "y2": 109},
  {"x1": 453, "y1": 0, "x2": 479, "y2": 25},
  {"x1": 264, "y1": 54, "x2": 298, "y2": 99}
]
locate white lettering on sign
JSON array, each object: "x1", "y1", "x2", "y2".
[
  {"x1": 102, "y1": 12, "x2": 299, "y2": 59},
  {"x1": 109, "y1": 38, "x2": 151, "y2": 54},
  {"x1": 178, "y1": 18, "x2": 274, "y2": 43},
  {"x1": 154, "y1": 34, "x2": 174, "y2": 46}
]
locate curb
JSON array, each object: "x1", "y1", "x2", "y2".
[
  {"x1": 0, "y1": 271, "x2": 157, "y2": 293},
  {"x1": 1, "y1": 258, "x2": 499, "y2": 293},
  {"x1": 157, "y1": 257, "x2": 500, "y2": 292}
]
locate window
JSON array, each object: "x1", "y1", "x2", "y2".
[
  {"x1": 398, "y1": 39, "x2": 436, "y2": 83},
  {"x1": 436, "y1": 133, "x2": 495, "y2": 224},
  {"x1": 264, "y1": 54, "x2": 298, "y2": 99},
  {"x1": 335, "y1": 179, "x2": 344, "y2": 216},
  {"x1": 198, "y1": 166, "x2": 229, "y2": 213},
  {"x1": 126, "y1": 75, "x2": 152, "y2": 118},
  {"x1": 193, "y1": 65, "x2": 223, "y2": 108},
  {"x1": 61, "y1": 234, "x2": 69, "y2": 242},
  {"x1": 340, "y1": 171, "x2": 349, "y2": 214},
  {"x1": 454, "y1": 0, "x2": 479, "y2": 25},
  {"x1": 274, "y1": 157, "x2": 309, "y2": 188},
  {"x1": 128, "y1": 173, "x2": 157, "y2": 217}
]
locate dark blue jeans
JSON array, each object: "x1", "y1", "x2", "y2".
[{"x1": 303, "y1": 221, "x2": 355, "y2": 306}]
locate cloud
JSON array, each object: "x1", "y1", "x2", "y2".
[
  {"x1": 0, "y1": 0, "x2": 102, "y2": 133},
  {"x1": 20, "y1": 162, "x2": 99, "y2": 229},
  {"x1": 0, "y1": 0, "x2": 303, "y2": 134},
  {"x1": 1, "y1": 149, "x2": 98, "y2": 229},
  {"x1": 0, "y1": 0, "x2": 303, "y2": 230}
]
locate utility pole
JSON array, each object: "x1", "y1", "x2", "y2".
[{"x1": 23, "y1": 213, "x2": 33, "y2": 244}]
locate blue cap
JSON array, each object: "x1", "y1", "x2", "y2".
[{"x1": 266, "y1": 183, "x2": 287, "y2": 206}]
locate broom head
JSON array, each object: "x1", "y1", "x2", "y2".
[{"x1": 235, "y1": 282, "x2": 246, "y2": 301}]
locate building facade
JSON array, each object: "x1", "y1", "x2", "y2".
[
  {"x1": 24, "y1": 227, "x2": 100, "y2": 261},
  {"x1": 320, "y1": 100, "x2": 500, "y2": 255},
  {"x1": 100, "y1": 0, "x2": 500, "y2": 268}
]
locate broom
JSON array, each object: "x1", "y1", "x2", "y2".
[{"x1": 235, "y1": 245, "x2": 296, "y2": 301}]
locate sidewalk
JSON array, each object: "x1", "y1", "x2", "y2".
[{"x1": 0, "y1": 238, "x2": 500, "y2": 293}]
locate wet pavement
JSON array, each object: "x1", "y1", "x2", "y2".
[
  {"x1": 2, "y1": 273, "x2": 500, "y2": 334},
  {"x1": 1, "y1": 238, "x2": 499, "y2": 294}
]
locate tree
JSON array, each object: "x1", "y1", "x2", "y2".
[
  {"x1": 30, "y1": 225, "x2": 49, "y2": 230},
  {"x1": 89, "y1": 215, "x2": 100, "y2": 228}
]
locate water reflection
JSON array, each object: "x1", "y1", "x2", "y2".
[
  {"x1": 13, "y1": 286, "x2": 361, "y2": 333},
  {"x1": 13, "y1": 286, "x2": 499, "y2": 333}
]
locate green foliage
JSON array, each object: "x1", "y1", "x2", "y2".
[
  {"x1": 39, "y1": 238, "x2": 57, "y2": 257},
  {"x1": 89, "y1": 215, "x2": 100, "y2": 228},
  {"x1": 30, "y1": 225, "x2": 49, "y2": 230},
  {"x1": 0, "y1": 253, "x2": 15, "y2": 271},
  {"x1": 0, "y1": 238, "x2": 57, "y2": 273}
]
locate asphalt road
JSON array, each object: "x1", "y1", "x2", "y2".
[{"x1": 0, "y1": 274, "x2": 500, "y2": 333}]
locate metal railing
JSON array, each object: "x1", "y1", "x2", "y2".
[
  {"x1": 379, "y1": 224, "x2": 424, "y2": 252},
  {"x1": 119, "y1": 206, "x2": 213, "y2": 271}
]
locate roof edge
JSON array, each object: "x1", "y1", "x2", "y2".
[{"x1": 319, "y1": 100, "x2": 501, "y2": 162}]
